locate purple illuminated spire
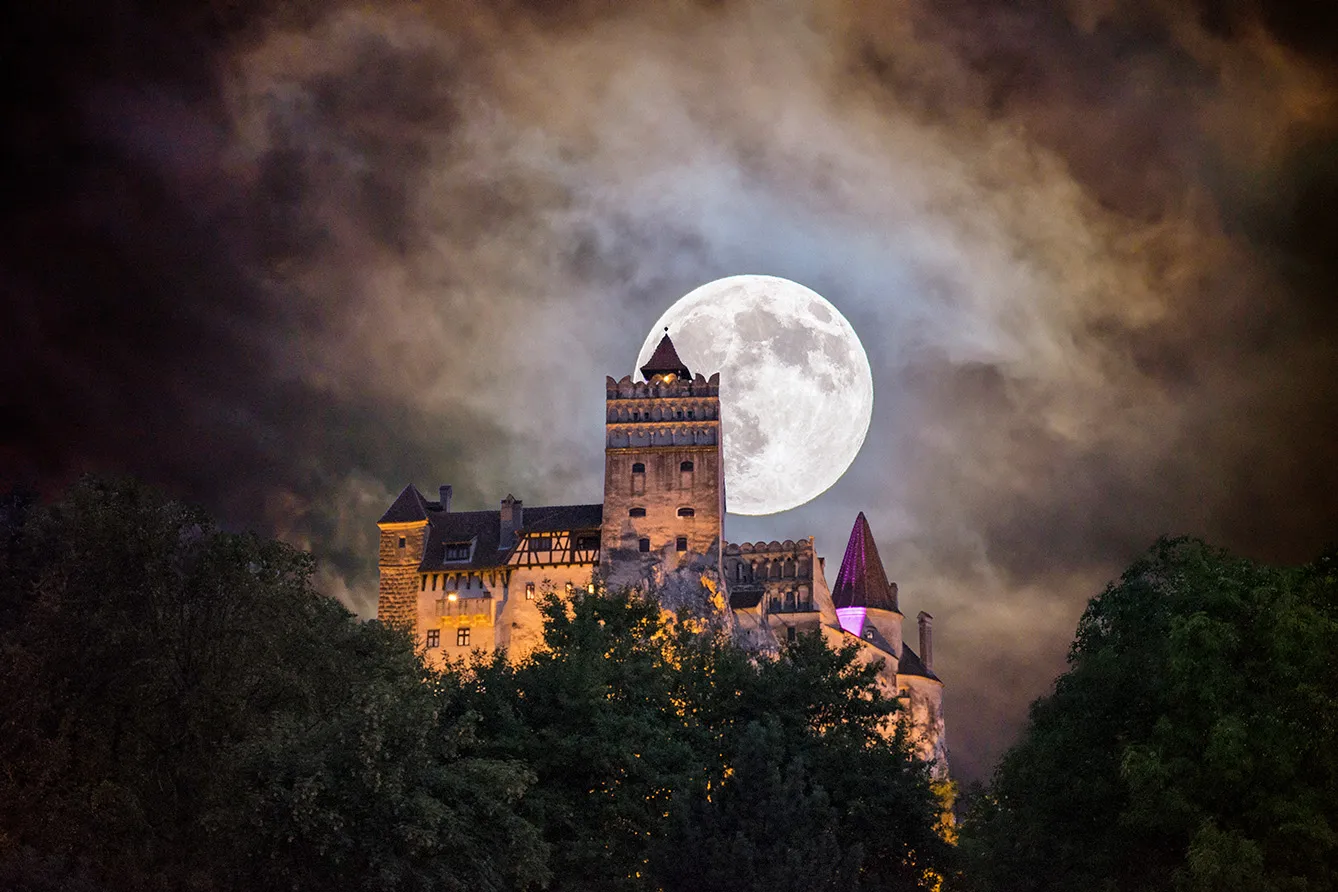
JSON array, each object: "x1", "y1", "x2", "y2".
[{"x1": 830, "y1": 512, "x2": 899, "y2": 613}]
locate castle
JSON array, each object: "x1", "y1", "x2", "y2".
[{"x1": 376, "y1": 332, "x2": 947, "y2": 770}]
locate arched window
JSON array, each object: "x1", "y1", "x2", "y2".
[
  {"x1": 638, "y1": 538, "x2": 651, "y2": 553},
  {"x1": 629, "y1": 507, "x2": 646, "y2": 518},
  {"x1": 680, "y1": 461, "x2": 694, "y2": 472},
  {"x1": 631, "y1": 461, "x2": 646, "y2": 496},
  {"x1": 632, "y1": 462, "x2": 645, "y2": 473},
  {"x1": 675, "y1": 410, "x2": 683, "y2": 419},
  {"x1": 677, "y1": 507, "x2": 695, "y2": 517}
]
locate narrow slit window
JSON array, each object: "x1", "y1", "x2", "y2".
[{"x1": 525, "y1": 582, "x2": 535, "y2": 600}]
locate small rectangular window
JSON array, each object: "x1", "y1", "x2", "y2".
[
  {"x1": 677, "y1": 507, "x2": 695, "y2": 517},
  {"x1": 629, "y1": 507, "x2": 646, "y2": 518},
  {"x1": 426, "y1": 629, "x2": 440, "y2": 649},
  {"x1": 525, "y1": 582, "x2": 535, "y2": 600},
  {"x1": 457, "y1": 627, "x2": 471, "y2": 647},
  {"x1": 632, "y1": 462, "x2": 646, "y2": 473},
  {"x1": 787, "y1": 626, "x2": 797, "y2": 643},
  {"x1": 565, "y1": 582, "x2": 574, "y2": 594},
  {"x1": 638, "y1": 538, "x2": 650, "y2": 553},
  {"x1": 398, "y1": 536, "x2": 407, "y2": 549},
  {"x1": 676, "y1": 537, "x2": 688, "y2": 552}
]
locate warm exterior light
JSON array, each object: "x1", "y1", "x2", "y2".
[
  {"x1": 447, "y1": 593, "x2": 458, "y2": 602},
  {"x1": 836, "y1": 606, "x2": 866, "y2": 637}
]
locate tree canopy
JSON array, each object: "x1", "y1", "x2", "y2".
[
  {"x1": 960, "y1": 537, "x2": 1338, "y2": 892},
  {"x1": 0, "y1": 477, "x2": 952, "y2": 891}
]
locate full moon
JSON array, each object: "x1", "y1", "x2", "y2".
[{"x1": 636, "y1": 275, "x2": 874, "y2": 516}]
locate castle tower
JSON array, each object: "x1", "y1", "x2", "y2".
[
  {"x1": 830, "y1": 511, "x2": 904, "y2": 661},
  {"x1": 376, "y1": 484, "x2": 433, "y2": 635},
  {"x1": 601, "y1": 330, "x2": 725, "y2": 588}
]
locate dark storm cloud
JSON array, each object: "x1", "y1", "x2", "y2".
[{"x1": 4, "y1": 0, "x2": 1337, "y2": 780}]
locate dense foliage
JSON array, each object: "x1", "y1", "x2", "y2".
[
  {"x1": 0, "y1": 478, "x2": 951, "y2": 890},
  {"x1": 960, "y1": 537, "x2": 1338, "y2": 892}
]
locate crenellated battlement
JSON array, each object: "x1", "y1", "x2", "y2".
[{"x1": 605, "y1": 373, "x2": 720, "y2": 401}]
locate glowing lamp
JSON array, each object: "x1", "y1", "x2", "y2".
[
  {"x1": 835, "y1": 606, "x2": 866, "y2": 638},
  {"x1": 447, "y1": 593, "x2": 458, "y2": 602}
]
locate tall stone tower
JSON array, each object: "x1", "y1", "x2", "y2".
[{"x1": 600, "y1": 330, "x2": 725, "y2": 589}]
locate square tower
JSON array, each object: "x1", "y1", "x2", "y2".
[{"x1": 601, "y1": 331, "x2": 725, "y2": 588}]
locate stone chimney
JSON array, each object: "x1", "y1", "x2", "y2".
[
  {"x1": 439, "y1": 485, "x2": 452, "y2": 513},
  {"x1": 499, "y1": 494, "x2": 523, "y2": 550},
  {"x1": 917, "y1": 611, "x2": 933, "y2": 671}
]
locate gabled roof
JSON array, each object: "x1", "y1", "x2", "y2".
[
  {"x1": 830, "y1": 512, "x2": 899, "y2": 613},
  {"x1": 640, "y1": 330, "x2": 691, "y2": 380},
  {"x1": 520, "y1": 504, "x2": 603, "y2": 533},
  {"x1": 378, "y1": 485, "x2": 430, "y2": 524},
  {"x1": 415, "y1": 501, "x2": 604, "y2": 572},
  {"x1": 898, "y1": 642, "x2": 939, "y2": 681}
]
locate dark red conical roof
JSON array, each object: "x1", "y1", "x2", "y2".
[
  {"x1": 640, "y1": 329, "x2": 691, "y2": 380},
  {"x1": 830, "y1": 512, "x2": 900, "y2": 612}
]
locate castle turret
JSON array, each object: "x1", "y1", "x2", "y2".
[
  {"x1": 377, "y1": 485, "x2": 432, "y2": 634},
  {"x1": 601, "y1": 330, "x2": 725, "y2": 588},
  {"x1": 830, "y1": 512, "x2": 904, "y2": 659}
]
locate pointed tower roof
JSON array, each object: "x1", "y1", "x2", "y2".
[
  {"x1": 378, "y1": 484, "x2": 430, "y2": 525},
  {"x1": 830, "y1": 512, "x2": 900, "y2": 613},
  {"x1": 639, "y1": 328, "x2": 692, "y2": 381}
]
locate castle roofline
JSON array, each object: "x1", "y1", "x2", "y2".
[
  {"x1": 378, "y1": 485, "x2": 430, "y2": 525},
  {"x1": 639, "y1": 329, "x2": 692, "y2": 381},
  {"x1": 830, "y1": 511, "x2": 900, "y2": 613}
]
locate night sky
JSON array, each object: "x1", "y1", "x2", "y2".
[{"x1": 4, "y1": 0, "x2": 1337, "y2": 782}]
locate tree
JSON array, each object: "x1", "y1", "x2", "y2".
[
  {"x1": 960, "y1": 538, "x2": 1338, "y2": 892},
  {"x1": 0, "y1": 476, "x2": 545, "y2": 891},
  {"x1": 461, "y1": 585, "x2": 954, "y2": 891}
]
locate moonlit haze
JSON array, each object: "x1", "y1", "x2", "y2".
[
  {"x1": 6, "y1": 0, "x2": 1338, "y2": 781},
  {"x1": 635, "y1": 275, "x2": 873, "y2": 516}
]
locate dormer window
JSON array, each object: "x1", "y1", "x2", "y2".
[
  {"x1": 629, "y1": 507, "x2": 646, "y2": 518},
  {"x1": 443, "y1": 541, "x2": 471, "y2": 562}
]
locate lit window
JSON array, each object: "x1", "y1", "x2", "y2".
[
  {"x1": 680, "y1": 461, "x2": 693, "y2": 472},
  {"x1": 398, "y1": 536, "x2": 406, "y2": 549},
  {"x1": 676, "y1": 537, "x2": 688, "y2": 552},
  {"x1": 457, "y1": 627, "x2": 471, "y2": 647},
  {"x1": 587, "y1": 583, "x2": 596, "y2": 593},
  {"x1": 632, "y1": 462, "x2": 645, "y2": 473},
  {"x1": 426, "y1": 629, "x2": 440, "y2": 648},
  {"x1": 565, "y1": 582, "x2": 574, "y2": 594},
  {"x1": 525, "y1": 582, "x2": 535, "y2": 600},
  {"x1": 863, "y1": 628, "x2": 876, "y2": 641},
  {"x1": 677, "y1": 507, "x2": 695, "y2": 517},
  {"x1": 638, "y1": 538, "x2": 650, "y2": 553},
  {"x1": 629, "y1": 507, "x2": 646, "y2": 518}
]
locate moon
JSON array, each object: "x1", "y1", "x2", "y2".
[{"x1": 636, "y1": 275, "x2": 874, "y2": 516}]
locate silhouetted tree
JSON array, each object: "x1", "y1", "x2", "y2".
[{"x1": 960, "y1": 537, "x2": 1338, "y2": 892}]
